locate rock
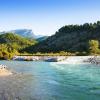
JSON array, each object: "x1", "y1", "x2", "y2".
[{"x1": 0, "y1": 65, "x2": 13, "y2": 76}]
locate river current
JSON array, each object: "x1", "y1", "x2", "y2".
[{"x1": 0, "y1": 61, "x2": 100, "y2": 100}]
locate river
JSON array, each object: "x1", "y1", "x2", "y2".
[{"x1": 0, "y1": 61, "x2": 100, "y2": 100}]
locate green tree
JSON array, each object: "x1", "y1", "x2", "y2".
[{"x1": 89, "y1": 40, "x2": 100, "y2": 55}]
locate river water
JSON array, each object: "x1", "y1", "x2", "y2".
[{"x1": 0, "y1": 61, "x2": 100, "y2": 100}]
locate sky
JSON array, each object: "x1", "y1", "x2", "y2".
[{"x1": 0, "y1": 0, "x2": 100, "y2": 36}]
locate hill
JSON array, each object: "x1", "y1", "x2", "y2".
[
  {"x1": 0, "y1": 33, "x2": 37, "y2": 47},
  {"x1": 23, "y1": 21, "x2": 100, "y2": 54},
  {"x1": 0, "y1": 33, "x2": 37, "y2": 59}
]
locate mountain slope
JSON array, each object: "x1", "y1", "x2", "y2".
[
  {"x1": 36, "y1": 36, "x2": 49, "y2": 42},
  {"x1": 0, "y1": 33, "x2": 37, "y2": 59},
  {"x1": 0, "y1": 33, "x2": 37, "y2": 50},
  {"x1": 24, "y1": 21, "x2": 100, "y2": 53}
]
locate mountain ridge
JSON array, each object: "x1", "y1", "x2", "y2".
[{"x1": 0, "y1": 29, "x2": 44, "y2": 39}]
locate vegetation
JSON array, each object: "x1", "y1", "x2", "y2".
[
  {"x1": 0, "y1": 33, "x2": 37, "y2": 59},
  {"x1": 18, "y1": 51, "x2": 75, "y2": 56},
  {"x1": 23, "y1": 21, "x2": 100, "y2": 55},
  {"x1": 88, "y1": 40, "x2": 100, "y2": 55},
  {"x1": 0, "y1": 44, "x2": 18, "y2": 60}
]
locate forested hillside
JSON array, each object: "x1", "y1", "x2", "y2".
[
  {"x1": 23, "y1": 21, "x2": 100, "y2": 54},
  {"x1": 0, "y1": 33, "x2": 37, "y2": 59}
]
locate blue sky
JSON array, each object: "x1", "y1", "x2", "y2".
[{"x1": 0, "y1": 0, "x2": 100, "y2": 35}]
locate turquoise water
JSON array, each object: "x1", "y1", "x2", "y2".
[{"x1": 0, "y1": 61, "x2": 100, "y2": 100}]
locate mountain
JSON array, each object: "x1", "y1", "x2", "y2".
[
  {"x1": 9, "y1": 29, "x2": 35, "y2": 39},
  {"x1": 23, "y1": 21, "x2": 100, "y2": 53},
  {"x1": 0, "y1": 29, "x2": 43, "y2": 39}
]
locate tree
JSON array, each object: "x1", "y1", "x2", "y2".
[{"x1": 89, "y1": 40, "x2": 100, "y2": 55}]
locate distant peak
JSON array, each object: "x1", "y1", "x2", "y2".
[{"x1": 0, "y1": 29, "x2": 46, "y2": 39}]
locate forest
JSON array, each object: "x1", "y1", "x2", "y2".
[{"x1": 23, "y1": 21, "x2": 100, "y2": 55}]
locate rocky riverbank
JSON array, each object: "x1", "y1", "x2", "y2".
[
  {"x1": 56, "y1": 56, "x2": 100, "y2": 65},
  {"x1": 85, "y1": 56, "x2": 100, "y2": 65},
  {"x1": 13, "y1": 56, "x2": 67, "y2": 62}
]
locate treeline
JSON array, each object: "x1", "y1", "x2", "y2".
[
  {"x1": 23, "y1": 21, "x2": 100, "y2": 55},
  {"x1": 19, "y1": 51, "x2": 75, "y2": 56}
]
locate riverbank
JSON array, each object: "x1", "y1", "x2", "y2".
[
  {"x1": 12, "y1": 56, "x2": 100, "y2": 64},
  {"x1": 56, "y1": 56, "x2": 100, "y2": 64},
  {"x1": 13, "y1": 56, "x2": 67, "y2": 62}
]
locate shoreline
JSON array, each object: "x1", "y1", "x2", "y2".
[
  {"x1": 13, "y1": 55, "x2": 67, "y2": 62},
  {"x1": 1, "y1": 56, "x2": 100, "y2": 65},
  {"x1": 12, "y1": 56, "x2": 100, "y2": 63}
]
